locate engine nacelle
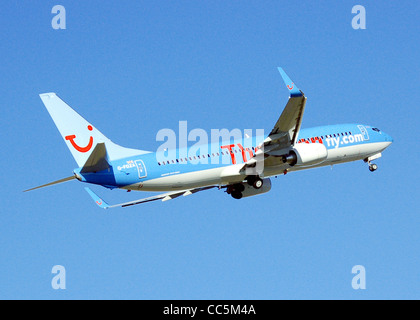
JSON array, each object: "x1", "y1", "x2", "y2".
[
  {"x1": 241, "y1": 178, "x2": 272, "y2": 198},
  {"x1": 282, "y1": 143, "x2": 328, "y2": 166}
]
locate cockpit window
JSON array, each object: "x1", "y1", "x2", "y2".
[{"x1": 372, "y1": 128, "x2": 381, "y2": 132}]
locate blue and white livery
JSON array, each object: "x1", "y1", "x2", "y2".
[{"x1": 25, "y1": 68, "x2": 393, "y2": 208}]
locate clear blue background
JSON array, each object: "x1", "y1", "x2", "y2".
[{"x1": 1, "y1": 1, "x2": 419, "y2": 299}]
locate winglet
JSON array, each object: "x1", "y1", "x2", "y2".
[
  {"x1": 277, "y1": 67, "x2": 303, "y2": 97},
  {"x1": 85, "y1": 187, "x2": 110, "y2": 209}
]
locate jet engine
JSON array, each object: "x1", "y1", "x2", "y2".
[{"x1": 282, "y1": 143, "x2": 328, "y2": 166}]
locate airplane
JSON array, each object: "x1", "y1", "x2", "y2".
[{"x1": 25, "y1": 68, "x2": 393, "y2": 208}]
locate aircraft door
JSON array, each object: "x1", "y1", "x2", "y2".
[
  {"x1": 357, "y1": 125, "x2": 369, "y2": 141},
  {"x1": 135, "y1": 160, "x2": 147, "y2": 179}
]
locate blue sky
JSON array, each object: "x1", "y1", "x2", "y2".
[{"x1": 0, "y1": 1, "x2": 419, "y2": 299}]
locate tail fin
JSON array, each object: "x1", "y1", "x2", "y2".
[{"x1": 39, "y1": 93, "x2": 150, "y2": 167}]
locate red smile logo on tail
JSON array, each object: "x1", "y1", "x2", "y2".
[{"x1": 65, "y1": 125, "x2": 94, "y2": 153}]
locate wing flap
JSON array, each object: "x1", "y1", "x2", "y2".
[{"x1": 268, "y1": 95, "x2": 307, "y2": 146}]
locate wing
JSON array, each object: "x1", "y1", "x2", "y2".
[
  {"x1": 85, "y1": 186, "x2": 217, "y2": 209},
  {"x1": 241, "y1": 68, "x2": 307, "y2": 174},
  {"x1": 265, "y1": 67, "x2": 306, "y2": 152}
]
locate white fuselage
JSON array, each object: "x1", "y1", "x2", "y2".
[{"x1": 122, "y1": 139, "x2": 391, "y2": 192}]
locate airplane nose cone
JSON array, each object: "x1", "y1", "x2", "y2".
[{"x1": 384, "y1": 133, "x2": 393, "y2": 144}]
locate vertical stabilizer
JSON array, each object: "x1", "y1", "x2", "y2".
[{"x1": 39, "y1": 93, "x2": 150, "y2": 167}]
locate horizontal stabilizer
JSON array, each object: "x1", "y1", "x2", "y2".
[
  {"x1": 24, "y1": 175, "x2": 76, "y2": 192},
  {"x1": 84, "y1": 187, "x2": 110, "y2": 209}
]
